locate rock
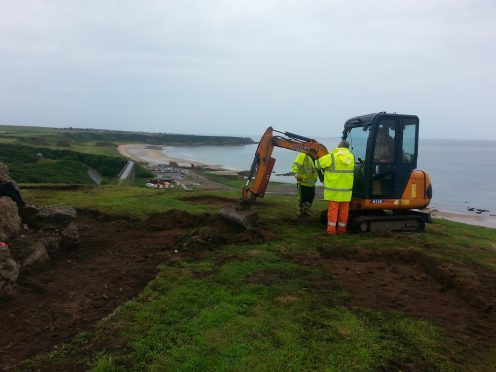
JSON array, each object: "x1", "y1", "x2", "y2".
[
  {"x1": 0, "y1": 197, "x2": 21, "y2": 240},
  {"x1": 23, "y1": 205, "x2": 77, "y2": 230},
  {"x1": 43, "y1": 237, "x2": 62, "y2": 256},
  {"x1": 21, "y1": 242, "x2": 50, "y2": 270},
  {"x1": 60, "y1": 222, "x2": 79, "y2": 249},
  {"x1": 0, "y1": 257, "x2": 20, "y2": 283}
]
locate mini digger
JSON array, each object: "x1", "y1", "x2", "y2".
[{"x1": 219, "y1": 112, "x2": 432, "y2": 232}]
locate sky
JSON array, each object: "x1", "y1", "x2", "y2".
[{"x1": 0, "y1": 0, "x2": 495, "y2": 140}]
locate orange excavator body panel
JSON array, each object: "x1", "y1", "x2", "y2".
[{"x1": 350, "y1": 170, "x2": 432, "y2": 211}]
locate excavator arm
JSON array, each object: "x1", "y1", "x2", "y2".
[{"x1": 239, "y1": 127, "x2": 328, "y2": 209}]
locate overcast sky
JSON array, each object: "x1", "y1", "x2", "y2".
[{"x1": 0, "y1": 0, "x2": 495, "y2": 139}]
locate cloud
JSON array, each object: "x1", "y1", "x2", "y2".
[{"x1": 0, "y1": 0, "x2": 495, "y2": 139}]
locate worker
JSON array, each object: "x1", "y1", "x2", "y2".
[
  {"x1": 291, "y1": 152, "x2": 318, "y2": 218},
  {"x1": 315, "y1": 140, "x2": 355, "y2": 235},
  {"x1": 373, "y1": 126, "x2": 395, "y2": 163}
]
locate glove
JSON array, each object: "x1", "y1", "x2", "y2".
[{"x1": 295, "y1": 175, "x2": 303, "y2": 182}]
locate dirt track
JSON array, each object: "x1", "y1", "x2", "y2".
[{"x1": 0, "y1": 205, "x2": 272, "y2": 370}]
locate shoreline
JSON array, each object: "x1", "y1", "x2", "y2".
[
  {"x1": 117, "y1": 143, "x2": 239, "y2": 175},
  {"x1": 118, "y1": 143, "x2": 496, "y2": 229}
]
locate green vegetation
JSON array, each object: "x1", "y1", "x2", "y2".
[
  {"x1": 19, "y1": 185, "x2": 496, "y2": 370},
  {"x1": 0, "y1": 143, "x2": 128, "y2": 184},
  {"x1": 200, "y1": 171, "x2": 285, "y2": 189}
]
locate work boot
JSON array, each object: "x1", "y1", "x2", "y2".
[{"x1": 327, "y1": 228, "x2": 337, "y2": 235}]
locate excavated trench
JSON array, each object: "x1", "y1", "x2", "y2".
[
  {"x1": 283, "y1": 247, "x2": 496, "y2": 352},
  {"x1": 0, "y1": 209, "x2": 273, "y2": 370}
]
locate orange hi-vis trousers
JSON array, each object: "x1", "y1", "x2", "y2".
[{"x1": 327, "y1": 201, "x2": 350, "y2": 235}]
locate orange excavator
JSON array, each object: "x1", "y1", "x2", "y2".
[{"x1": 220, "y1": 112, "x2": 432, "y2": 232}]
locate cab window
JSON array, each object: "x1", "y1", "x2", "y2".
[
  {"x1": 402, "y1": 120, "x2": 417, "y2": 163},
  {"x1": 347, "y1": 125, "x2": 369, "y2": 163}
]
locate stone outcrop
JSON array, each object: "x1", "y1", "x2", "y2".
[
  {"x1": 22, "y1": 205, "x2": 77, "y2": 230},
  {"x1": 0, "y1": 161, "x2": 80, "y2": 296},
  {"x1": 0, "y1": 244, "x2": 20, "y2": 294},
  {"x1": 60, "y1": 222, "x2": 80, "y2": 249},
  {"x1": 0, "y1": 197, "x2": 22, "y2": 240}
]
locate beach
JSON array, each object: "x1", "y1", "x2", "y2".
[
  {"x1": 118, "y1": 143, "x2": 496, "y2": 229},
  {"x1": 118, "y1": 144, "x2": 220, "y2": 168}
]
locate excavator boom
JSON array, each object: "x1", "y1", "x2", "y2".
[{"x1": 240, "y1": 127, "x2": 328, "y2": 206}]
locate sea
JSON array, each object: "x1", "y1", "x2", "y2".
[{"x1": 165, "y1": 138, "x2": 496, "y2": 218}]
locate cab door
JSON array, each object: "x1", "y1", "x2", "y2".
[
  {"x1": 395, "y1": 116, "x2": 419, "y2": 197},
  {"x1": 370, "y1": 116, "x2": 398, "y2": 198}
]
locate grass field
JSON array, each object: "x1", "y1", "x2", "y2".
[{"x1": 14, "y1": 184, "x2": 496, "y2": 371}]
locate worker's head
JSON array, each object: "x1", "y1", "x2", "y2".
[
  {"x1": 377, "y1": 126, "x2": 390, "y2": 137},
  {"x1": 338, "y1": 140, "x2": 350, "y2": 148}
]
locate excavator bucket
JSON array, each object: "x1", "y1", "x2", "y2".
[{"x1": 218, "y1": 206, "x2": 258, "y2": 230}]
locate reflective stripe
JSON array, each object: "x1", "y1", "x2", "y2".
[
  {"x1": 338, "y1": 222, "x2": 347, "y2": 227},
  {"x1": 292, "y1": 162, "x2": 303, "y2": 170},
  {"x1": 324, "y1": 187, "x2": 353, "y2": 192},
  {"x1": 327, "y1": 221, "x2": 336, "y2": 225},
  {"x1": 325, "y1": 169, "x2": 354, "y2": 174}
]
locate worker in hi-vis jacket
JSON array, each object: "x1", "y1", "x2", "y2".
[
  {"x1": 291, "y1": 152, "x2": 318, "y2": 218},
  {"x1": 315, "y1": 140, "x2": 355, "y2": 235}
]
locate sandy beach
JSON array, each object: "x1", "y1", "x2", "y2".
[
  {"x1": 118, "y1": 144, "x2": 240, "y2": 176},
  {"x1": 118, "y1": 144, "x2": 221, "y2": 168},
  {"x1": 119, "y1": 144, "x2": 496, "y2": 229}
]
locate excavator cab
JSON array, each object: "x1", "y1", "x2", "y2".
[{"x1": 342, "y1": 112, "x2": 432, "y2": 231}]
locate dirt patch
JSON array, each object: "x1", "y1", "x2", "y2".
[
  {"x1": 214, "y1": 254, "x2": 245, "y2": 266},
  {"x1": 246, "y1": 269, "x2": 288, "y2": 285},
  {"x1": 282, "y1": 248, "x2": 496, "y2": 350},
  {"x1": 0, "y1": 210, "x2": 273, "y2": 370}
]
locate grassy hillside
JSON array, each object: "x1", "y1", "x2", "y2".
[
  {"x1": 0, "y1": 143, "x2": 129, "y2": 184},
  {"x1": 16, "y1": 185, "x2": 496, "y2": 371}
]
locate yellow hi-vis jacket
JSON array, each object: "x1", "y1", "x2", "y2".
[
  {"x1": 315, "y1": 147, "x2": 355, "y2": 202},
  {"x1": 291, "y1": 153, "x2": 318, "y2": 187}
]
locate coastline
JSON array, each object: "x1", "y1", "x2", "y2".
[
  {"x1": 117, "y1": 143, "x2": 239, "y2": 175},
  {"x1": 118, "y1": 143, "x2": 496, "y2": 229}
]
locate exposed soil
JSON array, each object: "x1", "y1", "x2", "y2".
[
  {"x1": 282, "y1": 248, "x2": 496, "y2": 351},
  {"x1": 0, "y1": 209, "x2": 273, "y2": 370},
  {"x1": 246, "y1": 268, "x2": 288, "y2": 285}
]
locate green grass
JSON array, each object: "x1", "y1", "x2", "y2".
[
  {"x1": 200, "y1": 172, "x2": 249, "y2": 189},
  {"x1": 200, "y1": 172, "x2": 286, "y2": 189},
  {"x1": 18, "y1": 185, "x2": 496, "y2": 371}
]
